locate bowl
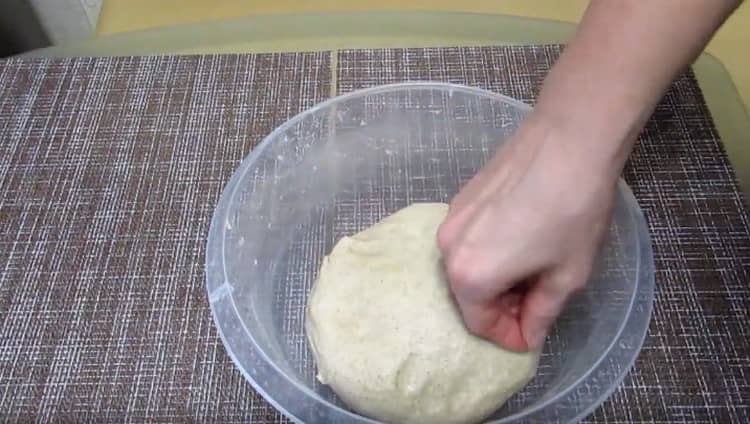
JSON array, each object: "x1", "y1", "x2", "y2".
[{"x1": 205, "y1": 83, "x2": 655, "y2": 423}]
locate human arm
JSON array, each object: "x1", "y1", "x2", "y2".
[{"x1": 438, "y1": 0, "x2": 742, "y2": 351}]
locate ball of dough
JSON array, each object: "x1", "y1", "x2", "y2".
[{"x1": 306, "y1": 203, "x2": 540, "y2": 424}]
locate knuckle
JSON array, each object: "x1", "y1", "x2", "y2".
[
  {"x1": 444, "y1": 253, "x2": 483, "y2": 295},
  {"x1": 436, "y1": 221, "x2": 454, "y2": 252},
  {"x1": 444, "y1": 256, "x2": 471, "y2": 289},
  {"x1": 555, "y1": 270, "x2": 589, "y2": 293}
]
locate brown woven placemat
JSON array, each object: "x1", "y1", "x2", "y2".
[
  {"x1": 1, "y1": 46, "x2": 749, "y2": 422},
  {"x1": 0, "y1": 53, "x2": 330, "y2": 422}
]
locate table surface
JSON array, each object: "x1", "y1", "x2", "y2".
[
  {"x1": 29, "y1": 12, "x2": 750, "y2": 202},
  {"x1": 1, "y1": 46, "x2": 749, "y2": 422}
]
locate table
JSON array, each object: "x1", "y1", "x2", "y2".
[{"x1": 1, "y1": 46, "x2": 749, "y2": 422}]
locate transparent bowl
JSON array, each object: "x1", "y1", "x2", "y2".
[{"x1": 205, "y1": 83, "x2": 655, "y2": 423}]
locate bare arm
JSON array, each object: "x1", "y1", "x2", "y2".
[
  {"x1": 538, "y1": 0, "x2": 740, "y2": 179},
  {"x1": 438, "y1": 0, "x2": 742, "y2": 351}
]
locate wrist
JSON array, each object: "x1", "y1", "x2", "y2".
[
  {"x1": 505, "y1": 116, "x2": 620, "y2": 218},
  {"x1": 527, "y1": 91, "x2": 642, "y2": 183},
  {"x1": 517, "y1": 108, "x2": 631, "y2": 192}
]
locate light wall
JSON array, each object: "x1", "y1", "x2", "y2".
[{"x1": 28, "y1": 0, "x2": 102, "y2": 43}]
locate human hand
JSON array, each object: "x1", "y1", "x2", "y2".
[{"x1": 437, "y1": 118, "x2": 620, "y2": 352}]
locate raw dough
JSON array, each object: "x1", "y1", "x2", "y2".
[{"x1": 306, "y1": 203, "x2": 540, "y2": 424}]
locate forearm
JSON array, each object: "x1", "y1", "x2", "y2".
[{"x1": 532, "y1": 0, "x2": 740, "y2": 179}]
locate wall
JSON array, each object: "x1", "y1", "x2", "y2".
[
  {"x1": 29, "y1": 0, "x2": 102, "y2": 43},
  {"x1": 0, "y1": 0, "x2": 49, "y2": 56}
]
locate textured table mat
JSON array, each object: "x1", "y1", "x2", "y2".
[{"x1": 1, "y1": 46, "x2": 749, "y2": 422}]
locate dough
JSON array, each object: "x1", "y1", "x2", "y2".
[{"x1": 306, "y1": 203, "x2": 540, "y2": 424}]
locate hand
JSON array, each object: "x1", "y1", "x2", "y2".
[{"x1": 437, "y1": 118, "x2": 619, "y2": 351}]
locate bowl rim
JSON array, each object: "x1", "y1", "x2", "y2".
[{"x1": 206, "y1": 82, "x2": 655, "y2": 423}]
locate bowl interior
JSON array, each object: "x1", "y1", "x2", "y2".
[{"x1": 212, "y1": 84, "x2": 644, "y2": 422}]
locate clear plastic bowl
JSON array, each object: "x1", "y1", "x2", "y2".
[{"x1": 205, "y1": 83, "x2": 655, "y2": 423}]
